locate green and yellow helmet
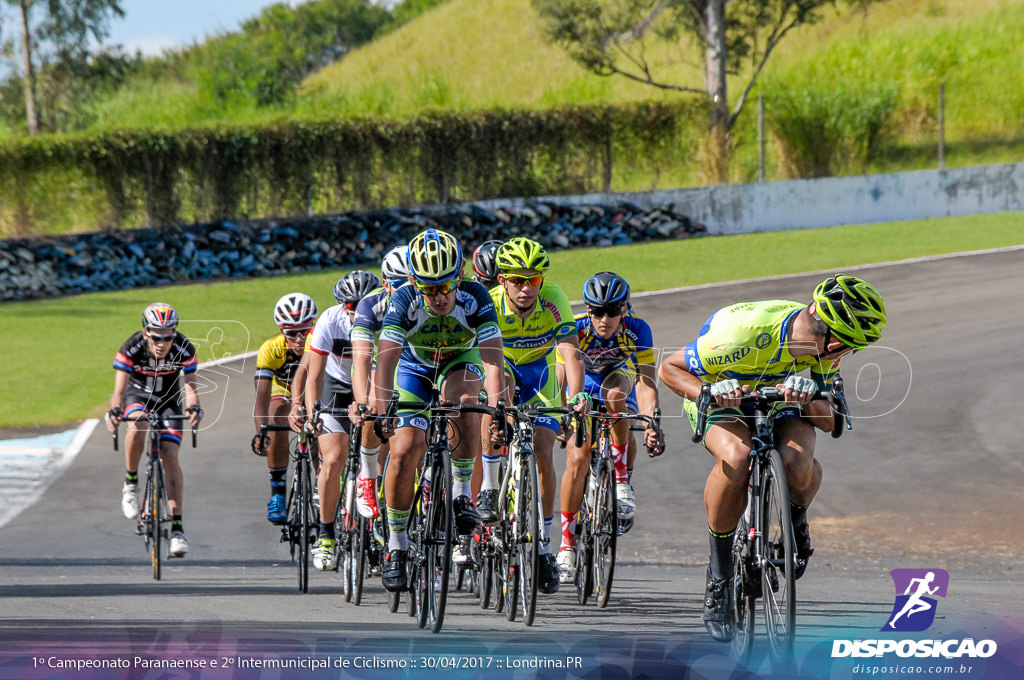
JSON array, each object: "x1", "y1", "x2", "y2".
[
  {"x1": 407, "y1": 228, "x2": 463, "y2": 283},
  {"x1": 495, "y1": 236, "x2": 550, "y2": 273},
  {"x1": 811, "y1": 275, "x2": 887, "y2": 349}
]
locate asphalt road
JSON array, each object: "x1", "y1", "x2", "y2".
[{"x1": 1, "y1": 249, "x2": 1022, "y2": 679}]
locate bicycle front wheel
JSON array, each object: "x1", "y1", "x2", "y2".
[
  {"x1": 418, "y1": 452, "x2": 453, "y2": 634},
  {"x1": 148, "y1": 462, "x2": 163, "y2": 581},
  {"x1": 297, "y1": 457, "x2": 312, "y2": 594},
  {"x1": 730, "y1": 517, "x2": 755, "y2": 664},
  {"x1": 574, "y1": 472, "x2": 594, "y2": 606},
  {"x1": 340, "y1": 474, "x2": 357, "y2": 603},
  {"x1": 762, "y1": 449, "x2": 796, "y2": 660},
  {"x1": 516, "y1": 455, "x2": 540, "y2": 626},
  {"x1": 592, "y1": 457, "x2": 617, "y2": 608}
]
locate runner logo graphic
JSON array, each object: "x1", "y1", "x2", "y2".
[{"x1": 882, "y1": 568, "x2": 949, "y2": 632}]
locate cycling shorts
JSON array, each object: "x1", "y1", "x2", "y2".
[
  {"x1": 318, "y1": 375, "x2": 353, "y2": 435},
  {"x1": 505, "y1": 357, "x2": 560, "y2": 433},
  {"x1": 582, "y1": 368, "x2": 639, "y2": 414},
  {"x1": 122, "y1": 387, "x2": 184, "y2": 445},
  {"x1": 395, "y1": 348, "x2": 484, "y2": 431}
]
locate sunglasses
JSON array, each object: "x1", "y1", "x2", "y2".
[
  {"x1": 146, "y1": 332, "x2": 175, "y2": 343},
  {"x1": 588, "y1": 306, "x2": 623, "y2": 319},
  {"x1": 504, "y1": 274, "x2": 544, "y2": 287},
  {"x1": 415, "y1": 279, "x2": 459, "y2": 296},
  {"x1": 341, "y1": 300, "x2": 358, "y2": 312},
  {"x1": 282, "y1": 327, "x2": 313, "y2": 339},
  {"x1": 387, "y1": 278, "x2": 406, "y2": 289}
]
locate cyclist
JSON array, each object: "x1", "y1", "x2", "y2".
[
  {"x1": 106, "y1": 302, "x2": 203, "y2": 558},
  {"x1": 304, "y1": 270, "x2": 381, "y2": 571},
  {"x1": 371, "y1": 228, "x2": 505, "y2": 593},
  {"x1": 349, "y1": 245, "x2": 411, "y2": 520},
  {"x1": 477, "y1": 236, "x2": 589, "y2": 594},
  {"x1": 471, "y1": 239, "x2": 503, "y2": 290},
  {"x1": 657, "y1": 274, "x2": 886, "y2": 642},
  {"x1": 252, "y1": 293, "x2": 318, "y2": 525},
  {"x1": 556, "y1": 272, "x2": 663, "y2": 584}
]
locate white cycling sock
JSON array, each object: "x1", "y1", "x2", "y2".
[
  {"x1": 358, "y1": 445, "x2": 380, "y2": 479},
  {"x1": 481, "y1": 450, "x2": 503, "y2": 490}
]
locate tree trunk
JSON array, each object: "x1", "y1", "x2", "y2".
[
  {"x1": 18, "y1": 0, "x2": 39, "y2": 136},
  {"x1": 705, "y1": 0, "x2": 729, "y2": 183}
]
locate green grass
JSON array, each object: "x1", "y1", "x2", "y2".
[{"x1": 6, "y1": 211, "x2": 1023, "y2": 428}]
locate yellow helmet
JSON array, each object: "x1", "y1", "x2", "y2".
[
  {"x1": 495, "y1": 236, "x2": 550, "y2": 273},
  {"x1": 407, "y1": 229, "x2": 463, "y2": 283},
  {"x1": 812, "y1": 275, "x2": 886, "y2": 349}
]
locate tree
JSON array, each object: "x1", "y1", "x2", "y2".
[
  {"x1": 531, "y1": 0, "x2": 886, "y2": 182},
  {"x1": 2, "y1": 0, "x2": 124, "y2": 134}
]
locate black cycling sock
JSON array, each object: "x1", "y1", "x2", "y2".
[
  {"x1": 709, "y1": 527, "x2": 735, "y2": 580},
  {"x1": 125, "y1": 471, "x2": 138, "y2": 484},
  {"x1": 268, "y1": 467, "x2": 287, "y2": 495},
  {"x1": 320, "y1": 521, "x2": 336, "y2": 540},
  {"x1": 790, "y1": 503, "x2": 809, "y2": 529},
  {"x1": 172, "y1": 516, "x2": 183, "y2": 533}
]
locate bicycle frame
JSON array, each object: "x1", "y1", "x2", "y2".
[{"x1": 260, "y1": 422, "x2": 316, "y2": 592}]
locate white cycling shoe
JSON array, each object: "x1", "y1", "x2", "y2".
[
  {"x1": 169, "y1": 531, "x2": 189, "y2": 557},
  {"x1": 121, "y1": 482, "x2": 139, "y2": 519},
  {"x1": 616, "y1": 481, "x2": 636, "y2": 520},
  {"x1": 557, "y1": 547, "x2": 577, "y2": 584}
]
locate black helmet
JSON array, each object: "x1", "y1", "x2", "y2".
[
  {"x1": 582, "y1": 271, "x2": 630, "y2": 309},
  {"x1": 334, "y1": 270, "x2": 381, "y2": 304},
  {"x1": 472, "y1": 240, "x2": 503, "y2": 289}
]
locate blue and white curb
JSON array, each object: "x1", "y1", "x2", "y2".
[{"x1": 0, "y1": 420, "x2": 99, "y2": 529}]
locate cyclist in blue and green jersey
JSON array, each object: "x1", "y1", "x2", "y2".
[
  {"x1": 477, "y1": 237, "x2": 589, "y2": 595},
  {"x1": 371, "y1": 229, "x2": 506, "y2": 593},
  {"x1": 658, "y1": 275, "x2": 887, "y2": 642},
  {"x1": 556, "y1": 272, "x2": 663, "y2": 584},
  {"x1": 348, "y1": 245, "x2": 411, "y2": 521}
]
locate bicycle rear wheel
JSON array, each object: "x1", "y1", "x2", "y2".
[
  {"x1": 478, "y1": 528, "x2": 494, "y2": 609},
  {"x1": 516, "y1": 455, "x2": 540, "y2": 626},
  {"x1": 497, "y1": 463, "x2": 519, "y2": 619},
  {"x1": 762, "y1": 450, "x2": 796, "y2": 660},
  {"x1": 340, "y1": 473, "x2": 357, "y2": 602},
  {"x1": 730, "y1": 517, "x2": 755, "y2": 664},
  {"x1": 592, "y1": 457, "x2": 617, "y2": 608},
  {"x1": 575, "y1": 471, "x2": 594, "y2": 606},
  {"x1": 148, "y1": 462, "x2": 163, "y2": 581},
  {"x1": 297, "y1": 457, "x2": 312, "y2": 594}
]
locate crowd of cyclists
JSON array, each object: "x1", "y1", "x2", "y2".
[{"x1": 103, "y1": 227, "x2": 887, "y2": 641}]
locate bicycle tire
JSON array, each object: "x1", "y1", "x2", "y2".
[
  {"x1": 592, "y1": 456, "x2": 617, "y2": 608},
  {"x1": 730, "y1": 516, "x2": 755, "y2": 663},
  {"x1": 478, "y1": 528, "x2": 493, "y2": 609},
  {"x1": 353, "y1": 514, "x2": 368, "y2": 605},
  {"x1": 340, "y1": 474, "x2": 357, "y2": 603},
  {"x1": 426, "y1": 452, "x2": 453, "y2": 633},
  {"x1": 499, "y1": 459, "x2": 520, "y2": 621},
  {"x1": 762, "y1": 449, "x2": 796, "y2": 660},
  {"x1": 149, "y1": 461, "x2": 162, "y2": 581},
  {"x1": 574, "y1": 471, "x2": 594, "y2": 606},
  {"x1": 517, "y1": 453, "x2": 540, "y2": 626},
  {"x1": 297, "y1": 456, "x2": 311, "y2": 594}
]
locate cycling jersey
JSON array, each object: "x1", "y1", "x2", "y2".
[
  {"x1": 308, "y1": 304, "x2": 354, "y2": 385},
  {"x1": 489, "y1": 281, "x2": 575, "y2": 366},
  {"x1": 114, "y1": 331, "x2": 198, "y2": 401},
  {"x1": 681, "y1": 300, "x2": 837, "y2": 390},
  {"x1": 351, "y1": 285, "x2": 392, "y2": 345},
  {"x1": 254, "y1": 333, "x2": 303, "y2": 398},
  {"x1": 380, "y1": 280, "x2": 500, "y2": 369},
  {"x1": 574, "y1": 311, "x2": 656, "y2": 376}
]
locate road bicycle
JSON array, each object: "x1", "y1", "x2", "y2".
[
  {"x1": 575, "y1": 406, "x2": 662, "y2": 608},
  {"x1": 113, "y1": 409, "x2": 198, "y2": 581},
  {"x1": 258, "y1": 418, "x2": 318, "y2": 593},
  {"x1": 378, "y1": 396, "x2": 504, "y2": 634},
  {"x1": 488, "y1": 404, "x2": 582, "y2": 626},
  {"x1": 339, "y1": 410, "x2": 371, "y2": 605},
  {"x1": 692, "y1": 377, "x2": 850, "y2": 662}
]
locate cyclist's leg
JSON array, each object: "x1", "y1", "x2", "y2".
[
  {"x1": 156, "y1": 407, "x2": 188, "y2": 557},
  {"x1": 598, "y1": 371, "x2": 637, "y2": 518},
  {"x1": 775, "y1": 413, "x2": 821, "y2": 577},
  {"x1": 313, "y1": 378, "x2": 353, "y2": 569},
  {"x1": 119, "y1": 397, "x2": 149, "y2": 517},
  {"x1": 559, "y1": 370, "x2": 601, "y2": 553},
  {"x1": 266, "y1": 396, "x2": 291, "y2": 523},
  {"x1": 439, "y1": 356, "x2": 485, "y2": 534}
]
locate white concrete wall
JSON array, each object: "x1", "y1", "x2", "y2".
[{"x1": 485, "y1": 162, "x2": 1024, "y2": 236}]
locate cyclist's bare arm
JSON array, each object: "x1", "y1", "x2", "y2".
[
  {"x1": 479, "y1": 337, "x2": 506, "y2": 446},
  {"x1": 350, "y1": 337, "x2": 376, "y2": 423},
  {"x1": 303, "y1": 350, "x2": 327, "y2": 420},
  {"x1": 182, "y1": 372, "x2": 202, "y2": 427},
  {"x1": 635, "y1": 363, "x2": 662, "y2": 449},
  {"x1": 253, "y1": 377, "x2": 273, "y2": 430},
  {"x1": 371, "y1": 339, "x2": 402, "y2": 415},
  {"x1": 658, "y1": 348, "x2": 706, "y2": 402},
  {"x1": 106, "y1": 370, "x2": 130, "y2": 433},
  {"x1": 286, "y1": 352, "x2": 311, "y2": 432}
]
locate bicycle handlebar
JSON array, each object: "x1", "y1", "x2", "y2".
[
  {"x1": 113, "y1": 412, "x2": 199, "y2": 451},
  {"x1": 510, "y1": 404, "x2": 587, "y2": 449},
  {"x1": 594, "y1": 408, "x2": 664, "y2": 456}
]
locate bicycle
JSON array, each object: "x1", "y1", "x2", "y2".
[
  {"x1": 258, "y1": 417, "x2": 318, "y2": 594},
  {"x1": 339, "y1": 410, "x2": 371, "y2": 605},
  {"x1": 692, "y1": 377, "x2": 850, "y2": 662},
  {"x1": 489, "y1": 404, "x2": 583, "y2": 626},
  {"x1": 575, "y1": 406, "x2": 663, "y2": 608},
  {"x1": 112, "y1": 410, "x2": 198, "y2": 581},
  {"x1": 377, "y1": 396, "x2": 504, "y2": 634}
]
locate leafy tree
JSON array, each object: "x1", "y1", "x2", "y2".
[
  {"x1": 531, "y1": 0, "x2": 886, "y2": 181},
  {"x1": 1, "y1": 0, "x2": 124, "y2": 134}
]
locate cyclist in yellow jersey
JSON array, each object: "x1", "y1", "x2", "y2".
[
  {"x1": 253, "y1": 293, "x2": 318, "y2": 525},
  {"x1": 478, "y1": 237, "x2": 590, "y2": 595},
  {"x1": 658, "y1": 275, "x2": 886, "y2": 642}
]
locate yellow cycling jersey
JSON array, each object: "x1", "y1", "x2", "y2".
[
  {"x1": 255, "y1": 333, "x2": 304, "y2": 399},
  {"x1": 682, "y1": 300, "x2": 838, "y2": 389},
  {"x1": 490, "y1": 281, "x2": 576, "y2": 366}
]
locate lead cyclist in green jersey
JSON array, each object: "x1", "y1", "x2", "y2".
[{"x1": 658, "y1": 275, "x2": 886, "y2": 642}]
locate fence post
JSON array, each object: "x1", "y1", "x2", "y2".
[
  {"x1": 758, "y1": 96, "x2": 766, "y2": 182},
  {"x1": 938, "y1": 84, "x2": 946, "y2": 170}
]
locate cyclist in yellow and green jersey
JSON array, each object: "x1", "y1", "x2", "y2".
[
  {"x1": 658, "y1": 275, "x2": 887, "y2": 642},
  {"x1": 479, "y1": 236, "x2": 590, "y2": 595}
]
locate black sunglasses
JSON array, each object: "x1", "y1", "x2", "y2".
[
  {"x1": 588, "y1": 306, "x2": 623, "y2": 319},
  {"x1": 146, "y1": 332, "x2": 175, "y2": 343}
]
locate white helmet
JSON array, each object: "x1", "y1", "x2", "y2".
[
  {"x1": 142, "y1": 302, "x2": 179, "y2": 331},
  {"x1": 273, "y1": 293, "x2": 317, "y2": 328},
  {"x1": 381, "y1": 245, "x2": 411, "y2": 282}
]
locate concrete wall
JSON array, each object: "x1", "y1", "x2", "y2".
[{"x1": 487, "y1": 162, "x2": 1024, "y2": 236}]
